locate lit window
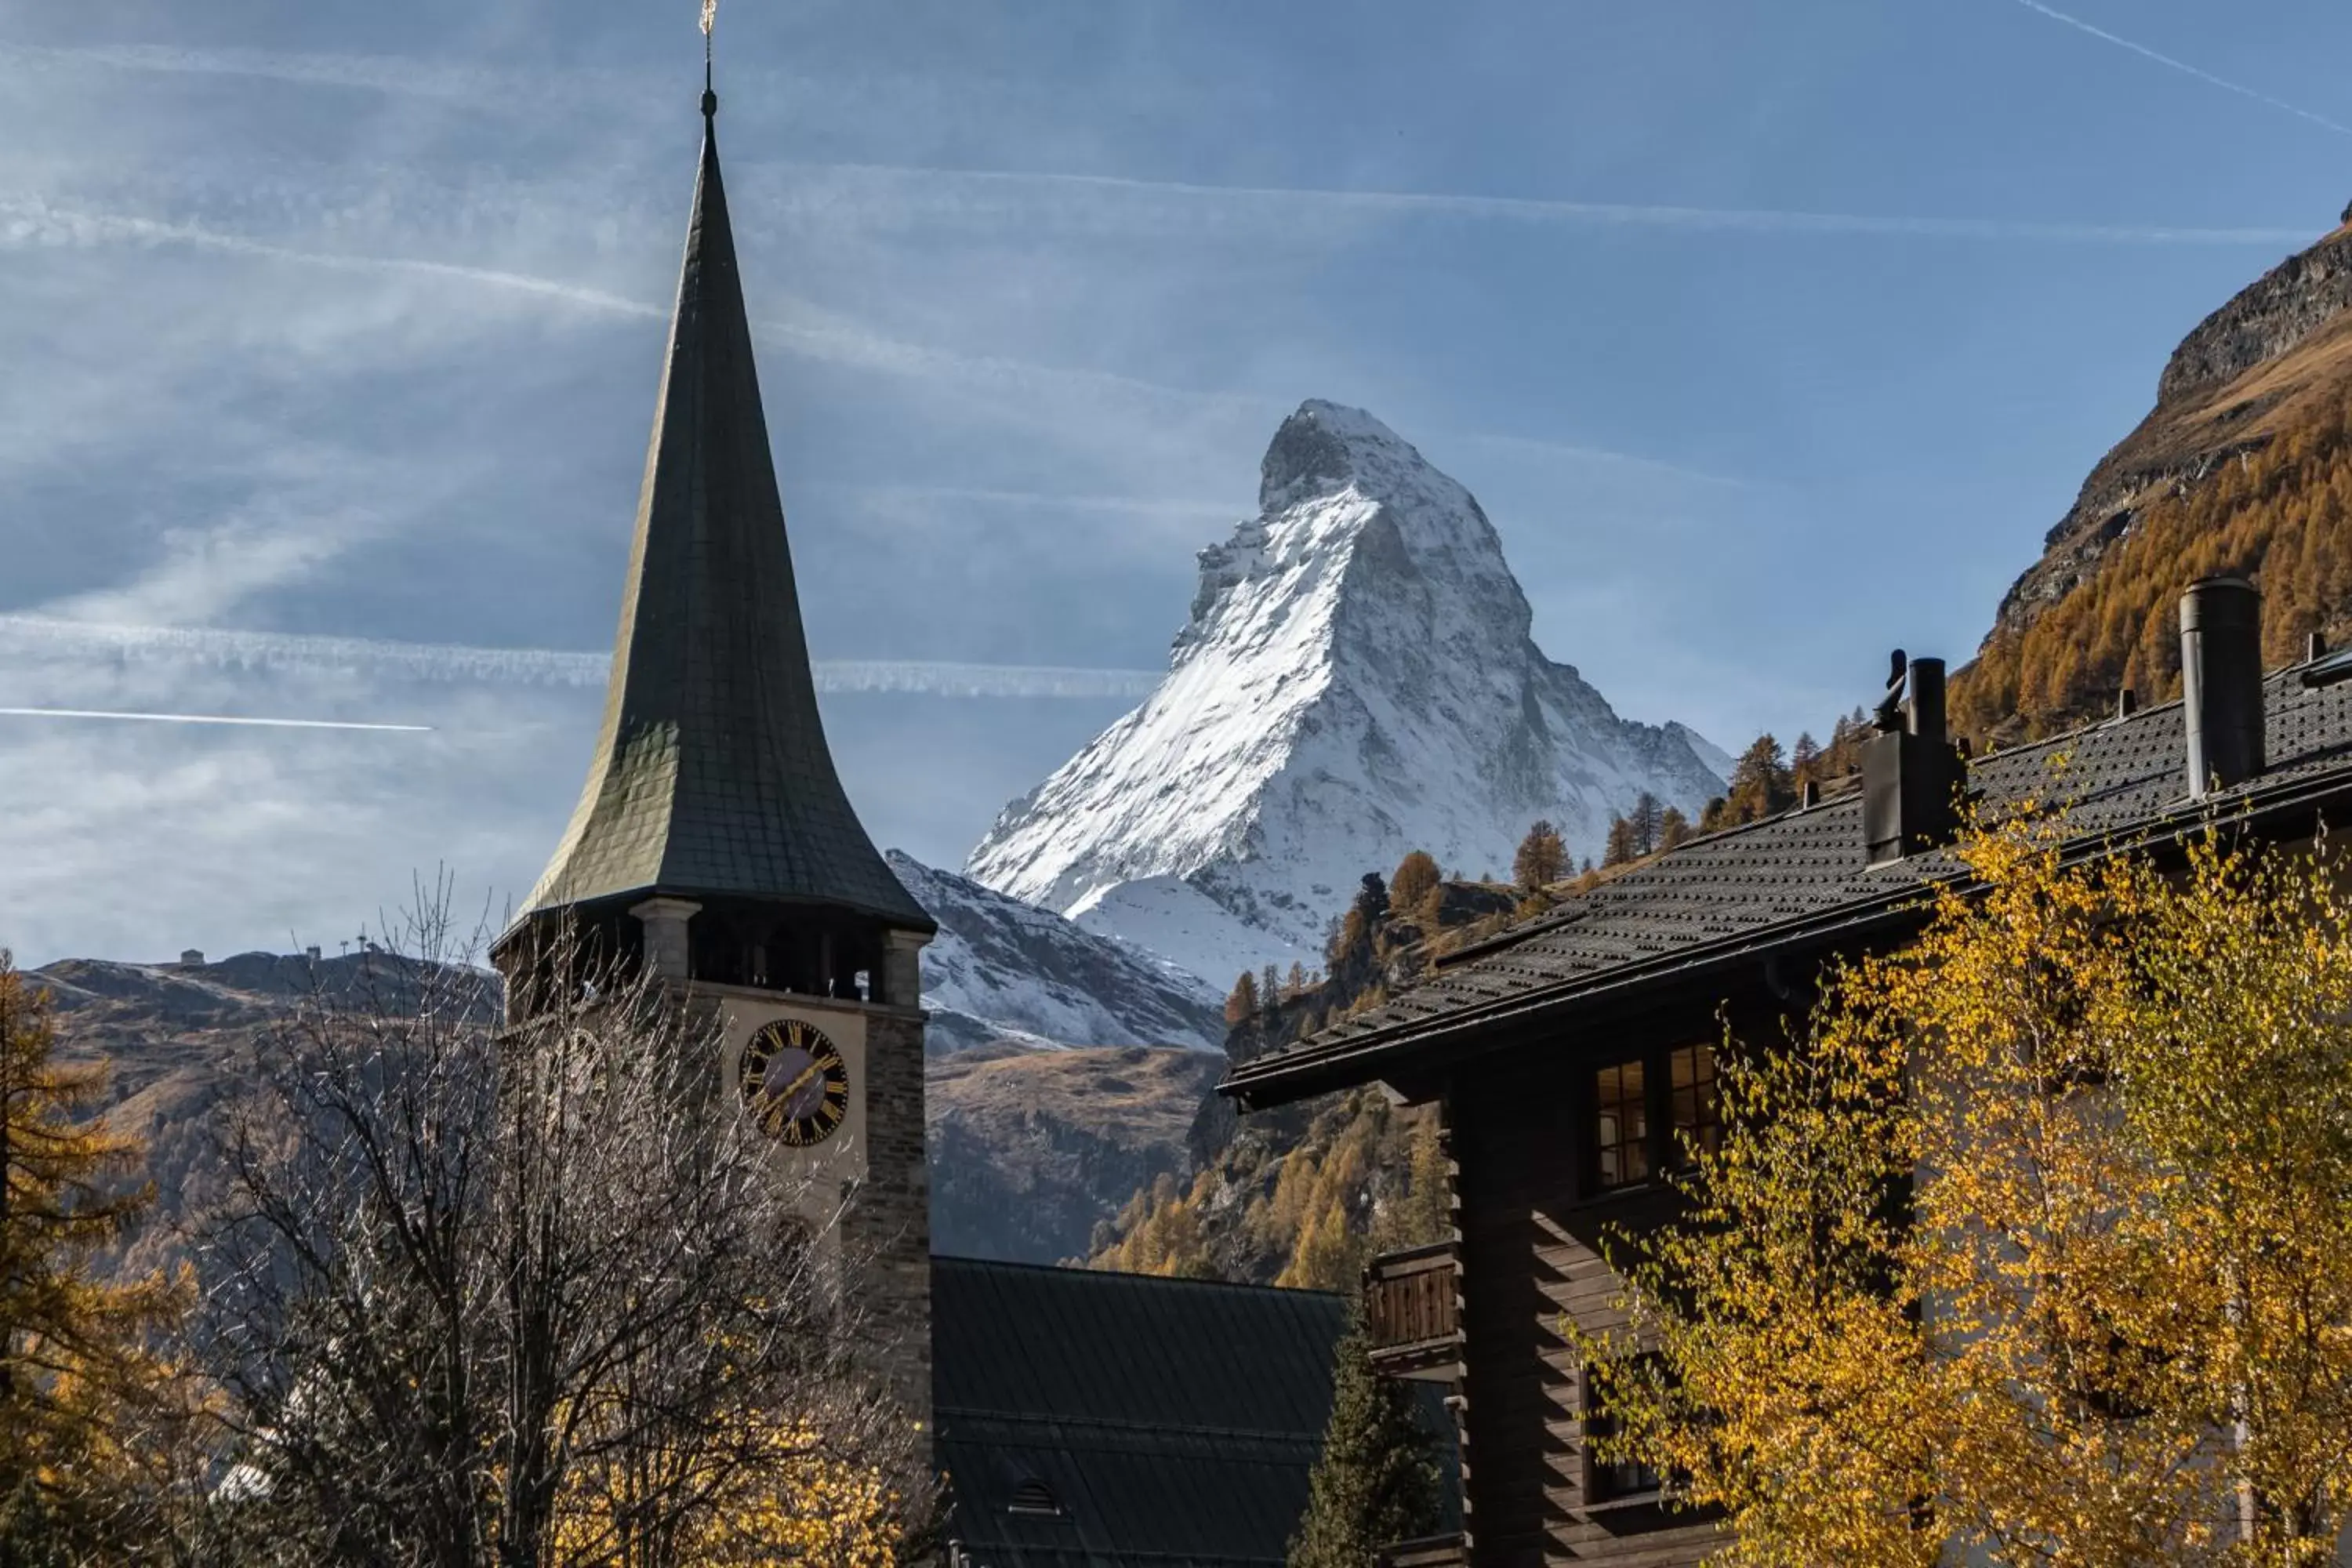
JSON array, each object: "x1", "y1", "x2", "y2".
[
  {"x1": 1669, "y1": 1043, "x2": 1720, "y2": 1161},
  {"x1": 1593, "y1": 1059, "x2": 1649, "y2": 1189}
]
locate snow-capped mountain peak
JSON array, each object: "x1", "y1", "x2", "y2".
[{"x1": 964, "y1": 400, "x2": 1726, "y2": 985}]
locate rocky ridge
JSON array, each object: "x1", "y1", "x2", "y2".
[
  {"x1": 1988, "y1": 216, "x2": 2352, "y2": 646},
  {"x1": 966, "y1": 400, "x2": 1727, "y2": 985}
]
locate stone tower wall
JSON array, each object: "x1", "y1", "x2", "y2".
[{"x1": 840, "y1": 1004, "x2": 933, "y2": 1437}]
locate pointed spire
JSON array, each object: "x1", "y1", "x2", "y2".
[{"x1": 514, "y1": 97, "x2": 931, "y2": 935}]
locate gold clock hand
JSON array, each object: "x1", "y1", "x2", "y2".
[{"x1": 776, "y1": 1057, "x2": 826, "y2": 1107}]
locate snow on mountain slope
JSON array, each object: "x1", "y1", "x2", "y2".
[
  {"x1": 964, "y1": 400, "x2": 1727, "y2": 984},
  {"x1": 887, "y1": 850, "x2": 1222, "y2": 1053}
]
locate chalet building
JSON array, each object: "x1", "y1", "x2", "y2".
[
  {"x1": 487, "y1": 74, "x2": 1453, "y2": 1568},
  {"x1": 1224, "y1": 577, "x2": 2352, "y2": 1567}
]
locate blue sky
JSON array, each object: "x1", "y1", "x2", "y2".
[{"x1": 4, "y1": 0, "x2": 2350, "y2": 964}]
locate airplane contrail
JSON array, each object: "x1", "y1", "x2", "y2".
[
  {"x1": 2006, "y1": 0, "x2": 2352, "y2": 139},
  {"x1": 0, "y1": 615, "x2": 1165, "y2": 700},
  {"x1": 0, "y1": 707, "x2": 434, "y2": 732}
]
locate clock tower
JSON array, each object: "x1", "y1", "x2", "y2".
[{"x1": 492, "y1": 83, "x2": 936, "y2": 1428}]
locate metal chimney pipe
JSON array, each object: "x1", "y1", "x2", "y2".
[
  {"x1": 2180, "y1": 576, "x2": 2264, "y2": 798},
  {"x1": 1906, "y1": 657, "x2": 1947, "y2": 746}
]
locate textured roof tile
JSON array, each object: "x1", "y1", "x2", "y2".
[{"x1": 1249, "y1": 670, "x2": 2352, "y2": 1066}]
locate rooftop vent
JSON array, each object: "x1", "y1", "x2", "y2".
[
  {"x1": 1007, "y1": 1478, "x2": 1066, "y2": 1519},
  {"x1": 1862, "y1": 653, "x2": 1964, "y2": 866},
  {"x1": 2180, "y1": 576, "x2": 2264, "y2": 798}
]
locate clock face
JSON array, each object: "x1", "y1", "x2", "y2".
[{"x1": 740, "y1": 1018, "x2": 850, "y2": 1148}]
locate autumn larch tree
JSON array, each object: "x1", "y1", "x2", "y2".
[
  {"x1": 1657, "y1": 806, "x2": 1691, "y2": 851},
  {"x1": 1584, "y1": 813, "x2": 2352, "y2": 1565},
  {"x1": 1389, "y1": 850, "x2": 1441, "y2": 915},
  {"x1": 1513, "y1": 821, "x2": 1566, "y2": 891},
  {"x1": 1225, "y1": 969, "x2": 1261, "y2": 1028},
  {"x1": 0, "y1": 953, "x2": 186, "y2": 1561},
  {"x1": 1722, "y1": 734, "x2": 1795, "y2": 825},
  {"x1": 1602, "y1": 815, "x2": 1639, "y2": 869}
]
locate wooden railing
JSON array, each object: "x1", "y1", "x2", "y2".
[
  {"x1": 1363, "y1": 1242, "x2": 1460, "y2": 1380},
  {"x1": 1377, "y1": 1533, "x2": 1467, "y2": 1568}
]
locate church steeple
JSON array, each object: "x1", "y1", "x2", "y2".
[{"x1": 501, "y1": 92, "x2": 932, "y2": 993}]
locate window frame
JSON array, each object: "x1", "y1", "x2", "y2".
[
  {"x1": 1581, "y1": 1358, "x2": 1667, "y2": 1505},
  {"x1": 1584, "y1": 1039, "x2": 1723, "y2": 1198}
]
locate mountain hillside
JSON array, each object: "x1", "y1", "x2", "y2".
[
  {"x1": 928, "y1": 1041, "x2": 1220, "y2": 1264},
  {"x1": 34, "y1": 941, "x2": 1210, "y2": 1269},
  {"x1": 1086, "y1": 861, "x2": 1526, "y2": 1287},
  {"x1": 886, "y1": 850, "x2": 1220, "y2": 1054},
  {"x1": 966, "y1": 400, "x2": 1728, "y2": 985},
  {"x1": 1955, "y1": 209, "x2": 2352, "y2": 740}
]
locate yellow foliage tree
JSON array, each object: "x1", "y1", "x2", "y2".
[
  {"x1": 0, "y1": 952, "x2": 185, "y2": 1552},
  {"x1": 1390, "y1": 851, "x2": 1442, "y2": 916},
  {"x1": 1584, "y1": 811, "x2": 2352, "y2": 1565},
  {"x1": 555, "y1": 1403, "x2": 909, "y2": 1568}
]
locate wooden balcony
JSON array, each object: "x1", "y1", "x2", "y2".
[
  {"x1": 1377, "y1": 1533, "x2": 1467, "y2": 1568},
  {"x1": 1363, "y1": 1241, "x2": 1461, "y2": 1381}
]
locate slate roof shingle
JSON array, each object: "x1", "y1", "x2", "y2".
[{"x1": 1229, "y1": 663, "x2": 2352, "y2": 1104}]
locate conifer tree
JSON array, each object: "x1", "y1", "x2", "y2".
[
  {"x1": 1287, "y1": 961, "x2": 1310, "y2": 997},
  {"x1": 1261, "y1": 964, "x2": 1284, "y2": 1024},
  {"x1": 1287, "y1": 1313, "x2": 1442, "y2": 1568},
  {"x1": 1725, "y1": 735, "x2": 1795, "y2": 824},
  {"x1": 1790, "y1": 731, "x2": 1821, "y2": 786},
  {"x1": 1628, "y1": 792, "x2": 1663, "y2": 856},
  {"x1": 1513, "y1": 821, "x2": 1566, "y2": 890},
  {"x1": 1390, "y1": 850, "x2": 1441, "y2": 913},
  {"x1": 1225, "y1": 970, "x2": 1261, "y2": 1027},
  {"x1": 1602, "y1": 815, "x2": 1638, "y2": 868},
  {"x1": 1353, "y1": 872, "x2": 1390, "y2": 925},
  {"x1": 1657, "y1": 806, "x2": 1691, "y2": 851},
  {"x1": 0, "y1": 954, "x2": 183, "y2": 1551}
]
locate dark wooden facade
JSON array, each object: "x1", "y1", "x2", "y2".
[{"x1": 1412, "y1": 982, "x2": 1786, "y2": 1566}]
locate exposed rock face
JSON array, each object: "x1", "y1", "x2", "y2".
[
  {"x1": 1987, "y1": 220, "x2": 2352, "y2": 645},
  {"x1": 965, "y1": 400, "x2": 1727, "y2": 984},
  {"x1": 886, "y1": 851, "x2": 1221, "y2": 1054}
]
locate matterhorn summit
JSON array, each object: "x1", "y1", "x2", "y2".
[{"x1": 965, "y1": 401, "x2": 1728, "y2": 985}]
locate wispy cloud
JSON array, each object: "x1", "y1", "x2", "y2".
[
  {"x1": 0, "y1": 40, "x2": 546, "y2": 100},
  {"x1": 0, "y1": 194, "x2": 1265, "y2": 421},
  {"x1": 0, "y1": 196, "x2": 664, "y2": 318},
  {"x1": 0, "y1": 615, "x2": 1162, "y2": 699},
  {"x1": 2005, "y1": 0, "x2": 2352, "y2": 139},
  {"x1": 1, "y1": 38, "x2": 2314, "y2": 251},
  {"x1": 821, "y1": 162, "x2": 2312, "y2": 247},
  {"x1": 0, "y1": 706, "x2": 434, "y2": 732}
]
